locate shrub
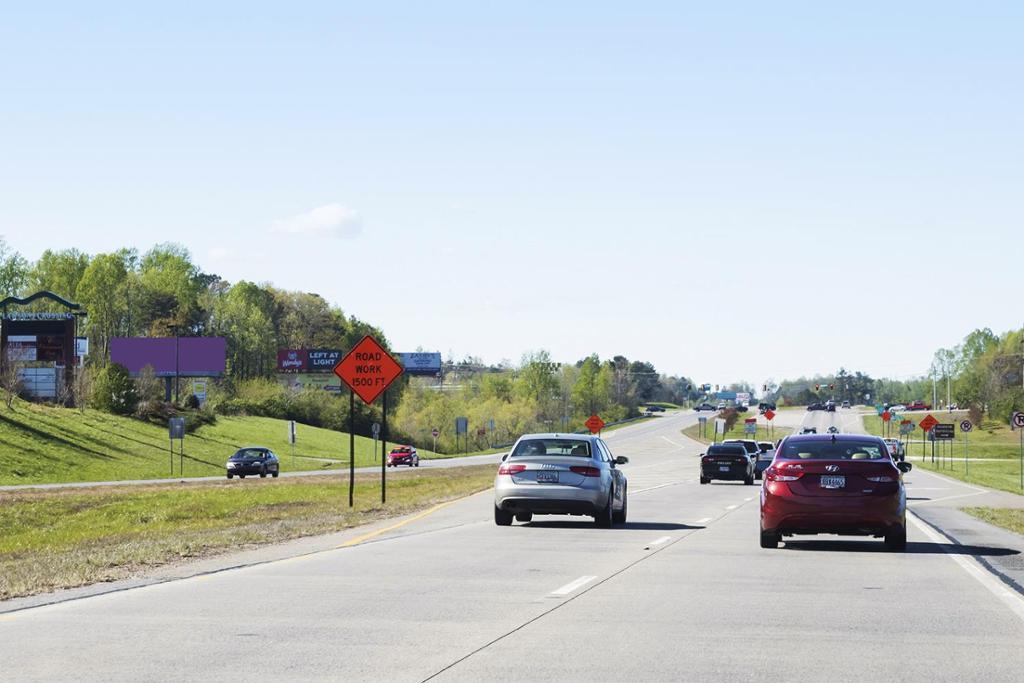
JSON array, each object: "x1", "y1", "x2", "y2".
[{"x1": 92, "y1": 363, "x2": 138, "y2": 415}]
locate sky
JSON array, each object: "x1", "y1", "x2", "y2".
[{"x1": 2, "y1": 2, "x2": 1021, "y2": 387}]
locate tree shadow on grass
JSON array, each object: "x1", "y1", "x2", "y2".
[{"x1": 0, "y1": 414, "x2": 114, "y2": 460}]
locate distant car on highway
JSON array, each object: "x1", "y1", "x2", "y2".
[
  {"x1": 735, "y1": 404, "x2": 749, "y2": 413},
  {"x1": 906, "y1": 401, "x2": 931, "y2": 411},
  {"x1": 226, "y1": 447, "x2": 280, "y2": 479},
  {"x1": 755, "y1": 441, "x2": 776, "y2": 479},
  {"x1": 700, "y1": 443, "x2": 755, "y2": 485},
  {"x1": 760, "y1": 434, "x2": 912, "y2": 550},
  {"x1": 494, "y1": 434, "x2": 628, "y2": 527},
  {"x1": 826, "y1": 426, "x2": 840, "y2": 434},
  {"x1": 716, "y1": 402, "x2": 727, "y2": 410},
  {"x1": 841, "y1": 401, "x2": 851, "y2": 409},
  {"x1": 645, "y1": 405, "x2": 666, "y2": 413},
  {"x1": 882, "y1": 438, "x2": 905, "y2": 462},
  {"x1": 387, "y1": 446, "x2": 420, "y2": 467},
  {"x1": 694, "y1": 403, "x2": 718, "y2": 412},
  {"x1": 888, "y1": 404, "x2": 907, "y2": 412},
  {"x1": 800, "y1": 427, "x2": 818, "y2": 434},
  {"x1": 758, "y1": 402, "x2": 776, "y2": 413},
  {"x1": 807, "y1": 403, "x2": 825, "y2": 411},
  {"x1": 825, "y1": 401, "x2": 836, "y2": 412}
]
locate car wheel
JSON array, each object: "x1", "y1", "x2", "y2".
[
  {"x1": 272, "y1": 470, "x2": 279, "y2": 478},
  {"x1": 699, "y1": 476, "x2": 709, "y2": 485},
  {"x1": 414, "y1": 460, "x2": 419, "y2": 467},
  {"x1": 515, "y1": 512, "x2": 533, "y2": 523},
  {"x1": 239, "y1": 474, "x2": 246, "y2": 479},
  {"x1": 494, "y1": 505, "x2": 513, "y2": 526},
  {"x1": 260, "y1": 468, "x2": 267, "y2": 478},
  {"x1": 612, "y1": 486, "x2": 628, "y2": 524},
  {"x1": 594, "y1": 489, "x2": 614, "y2": 528},
  {"x1": 885, "y1": 523, "x2": 907, "y2": 552},
  {"x1": 760, "y1": 529, "x2": 780, "y2": 549},
  {"x1": 226, "y1": 472, "x2": 233, "y2": 479}
]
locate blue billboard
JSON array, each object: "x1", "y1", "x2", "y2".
[{"x1": 399, "y1": 352, "x2": 442, "y2": 376}]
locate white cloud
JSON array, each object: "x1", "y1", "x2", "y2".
[{"x1": 271, "y1": 203, "x2": 362, "y2": 238}]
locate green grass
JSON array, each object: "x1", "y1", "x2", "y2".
[
  {"x1": 682, "y1": 418, "x2": 791, "y2": 446},
  {"x1": 0, "y1": 399, "x2": 459, "y2": 486},
  {"x1": 0, "y1": 464, "x2": 496, "y2": 600},
  {"x1": 863, "y1": 411, "x2": 1024, "y2": 459},
  {"x1": 962, "y1": 507, "x2": 1024, "y2": 536}
]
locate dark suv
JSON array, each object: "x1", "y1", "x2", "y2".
[{"x1": 226, "y1": 447, "x2": 280, "y2": 479}]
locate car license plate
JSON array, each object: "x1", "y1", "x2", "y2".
[
  {"x1": 537, "y1": 471, "x2": 559, "y2": 483},
  {"x1": 719, "y1": 466, "x2": 730, "y2": 472},
  {"x1": 820, "y1": 475, "x2": 846, "y2": 489}
]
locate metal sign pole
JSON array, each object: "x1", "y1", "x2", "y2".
[
  {"x1": 179, "y1": 438, "x2": 184, "y2": 477},
  {"x1": 965, "y1": 433, "x2": 968, "y2": 477},
  {"x1": 381, "y1": 390, "x2": 387, "y2": 505},
  {"x1": 1020, "y1": 428, "x2": 1023, "y2": 491},
  {"x1": 349, "y1": 388, "x2": 355, "y2": 508},
  {"x1": 169, "y1": 437, "x2": 173, "y2": 476}
]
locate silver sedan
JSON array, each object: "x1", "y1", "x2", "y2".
[{"x1": 494, "y1": 433, "x2": 628, "y2": 527}]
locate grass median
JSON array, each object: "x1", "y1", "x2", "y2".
[
  {"x1": 682, "y1": 417, "x2": 790, "y2": 446},
  {"x1": 0, "y1": 464, "x2": 496, "y2": 601}
]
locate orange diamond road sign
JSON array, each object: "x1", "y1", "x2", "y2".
[
  {"x1": 919, "y1": 414, "x2": 939, "y2": 432},
  {"x1": 333, "y1": 336, "x2": 404, "y2": 404},
  {"x1": 764, "y1": 409, "x2": 775, "y2": 421},
  {"x1": 882, "y1": 411, "x2": 891, "y2": 422},
  {"x1": 585, "y1": 414, "x2": 605, "y2": 434}
]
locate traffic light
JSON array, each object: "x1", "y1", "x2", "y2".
[
  {"x1": 762, "y1": 384, "x2": 768, "y2": 392},
  {"x1": 829, "y1": 383, "x2": 835, "y2": 391},
  {"x1": 814, "y1": 384, "x2": 820, "y2": 392},
  {"x1": 715, "y1": 385, "x2": 719, "y2": 392}
]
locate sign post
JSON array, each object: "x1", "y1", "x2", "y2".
[
  {"x1": 698, "y1": 416, "x2": 707, "y2": 440},
  {"x1": 431, "y1": 427, "x2": 439, "y2": 454},
  {"x1": 168, "y1": 417, "x2": 185, "y2": 476},
  {"x1": 960, "y1": 420, "x2": 972, "y2": 476},
  {"x1": 372, "y1": 422, "x2": 380, "y2": 461},
  {"x1": 288, "y1": 419, "x2": 297, "y2": 468},
  {"x1": 933, "y1": 424, "x2": 955, "y2": 469},
  {"x1": 1014, "y1": 412, "x2": 1024, "y2": 490},
  {"x1": 764, "y1": 409, "x2": 776, "y2": 440},
  {"x1": 919, "y1": 414, "x2": 938, "y2": 463},
  {"x1": 333, "y1": 336, "x2": 404, "y2": 507}
]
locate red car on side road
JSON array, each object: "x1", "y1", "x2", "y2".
[
  {"x1": 760, "y1": 434, "x2": 912, "y2": 551},
  {"x1": 387, "y1": 446, "x2": 420, "y2": 467}
]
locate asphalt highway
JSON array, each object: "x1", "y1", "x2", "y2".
[{"x1": 4, "y1": 411, "x2": 1024, "y2": 681}]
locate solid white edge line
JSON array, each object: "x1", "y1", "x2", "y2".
[
  {"x1": 725, "y1": 505, "x2": 738, "y2": 510},
  {"x1": 648, "y1": 536, "x2": 671, "y2": 548},
  {"x1": 633, "y1": 482, "x2": 677, "y2": 494},
  {"x1": 907, "y1": 513, "x2": 1024, "y2": 623},
  {"x1": 695, "y1": 517, "x2": 712, "y2": 524},
  {"x1": 550, "y1": 575, "x2": 597, "y2": 596}
]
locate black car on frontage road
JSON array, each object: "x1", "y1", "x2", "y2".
[{"x1": 226, "y1": 447, "x2": 280, "y2": 479}]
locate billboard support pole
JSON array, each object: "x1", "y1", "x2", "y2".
[
  {"x1": 349, "y1": 388, "x2": 355, "y2": 508},
  {"x1": 179, "y1": 437, "x2": 184, "y2": 477},
  {"x1": 169, "y1": 437, "x2": 173, "y2": 476},
  {"x1": 381, "y1": 390, "x2": 387, "y2": 504}
]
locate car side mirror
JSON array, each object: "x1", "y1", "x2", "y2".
[
  {"x1": 897, "y1": 462, "x2": 912, "y2": 473},
  {"x1": 615, "y1": 456, "x2": 629, "y2": 465},
  {"x1": 501, "y1": 453, "x2": 510, "y2": 462}
]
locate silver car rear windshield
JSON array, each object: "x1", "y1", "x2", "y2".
[
  {"x1": 511, "y1": 439, "x2": 591, "y2": 457},
  {"x1": 780, "y1": 441, "x2": 886, "y2": 460}
]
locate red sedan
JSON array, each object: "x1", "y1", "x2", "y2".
[{"x1": 759, "y1": 434, "x2": 912, "y2": 551}]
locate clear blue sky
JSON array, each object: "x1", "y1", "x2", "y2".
[{"x1": 2, "y1": 2, "x2": 1021, "y2": 386}]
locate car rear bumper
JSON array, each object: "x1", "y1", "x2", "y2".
[
  {"x1": 495, "y1": 481, "x2": 607, "y2": 515},
  {"x1": 702, "y1": 466, "x2": 749, "y2": 481},
  {"x1": 761, "y1": 488, "x2": 904, "y2": 536}
]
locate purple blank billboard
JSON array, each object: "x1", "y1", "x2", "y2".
[{"x1": 110, "y1": 337, "x2": 226, "y2": 377}]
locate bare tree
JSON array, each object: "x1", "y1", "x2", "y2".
[
  {"x1": 1, "y1": 361, "x2": 22, "y2": 409},
  {"x1": 72, "y1": 365, "x2": 94, "y2": 412}
]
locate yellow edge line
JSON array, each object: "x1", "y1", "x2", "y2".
[{"x1": 337, "y1": 499, "x2": 459, "y2": 548}]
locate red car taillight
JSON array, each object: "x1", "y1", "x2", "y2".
[
  {"x1": 866, "y1": 475, "x2": 896, "y2": 483},
  {"x1": 498, "y1": 464, "x2": 526, "y2": 475},
  {"x1": 570, "y1": 466, "x2": 601, "y2": 477},
  {"x1": 765, "y1": 463, "x2": 805, "y2": 482}
]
